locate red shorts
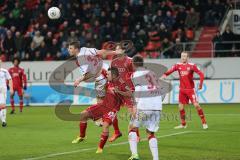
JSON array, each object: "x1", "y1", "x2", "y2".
[
  {"x1": 102, "y1": 110, "x2": 117, "y2": 125},
  {"x1": 179, "y1": 89, "x2": 198, "y2": 104},
  {"x1": 13, "y1": 87, "x2": 23, "y2": 96}
]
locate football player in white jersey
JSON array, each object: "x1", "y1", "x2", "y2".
[
  {"x1": 0, "y1": 59, "x2": 13, "y2": 127},
  {"x1": 68, "y1": 41, "x2": 116, "y2": 143},
  {"x1": 128, "y1": 56, "x2": 166, "y2": 160}
]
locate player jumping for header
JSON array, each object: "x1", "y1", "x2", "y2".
[{"x1": 161, "y1": 52, "x2": 208, "y2": 129}]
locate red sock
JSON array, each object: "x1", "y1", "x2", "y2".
[
  {"x1": 180, "y1": 109, "x2": 186, "y2": 126},
  {"x1": 79, "y1": 122, "x2": 87, "y2": 138},
  {"x1": 98, "y1": 132, "x2": 109, "y2": 149},
  {"x1": 136, "y1": 128, "x2": 140, "y2": 138},
  {"x1": 197, "y1": 108, "x2": 206, "y2": 124},
  {"x1": 20, "y1": 100, "x2": 23, "y2": 112},
  {"x1": 148, "y1": 133, "x2": 155, "y2": 140},
  {"x1": 112, "y1": 116, "x2": 121, "y2": 134},
  {"x1": 10, "y1": 98, "x2": 15, "y2": 111}
]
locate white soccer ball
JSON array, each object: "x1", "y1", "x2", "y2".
[{"x1": 48, "y1": 7, "x2": 61, "y2": 19}]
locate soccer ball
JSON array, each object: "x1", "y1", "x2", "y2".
[{"x1": 48, "y1": 7, "x2": 61, "y2": 19}]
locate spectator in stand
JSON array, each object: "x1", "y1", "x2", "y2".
[
  {"x1": 3, "y1": 30, "x2": 16, "y2": 59},
  {"x1": 60, "y1": 41, "x2": 69, "y2": 59},
  {"x1": 158, "y1": 23, "x2": 172, "y2": 41},
  {"x1": 185, "y1": 7, "x2": 200, "y2": 30},
  {"x1": 44, "y1": 31, "x2": 53, "y2": 48},
  {"x1": 44, "y1": 52, "x2": 54, "y2": 61},
  {"x1": 212, "y1": 30, "x2": 223, "y2": 57},
  {"x1": 67, "y1": 31, "x2": 78, "y2": 43},
  {"x1": 163, "y1": 11, "x2": 175, "y2": 30},
  {"x1": 32, "y1": 31, "x2": 44, "y2": 49},
  {"x1": 153, "y1": 10, "x2": 164, "y2": 25},
  {"x1": 14, "y1": 31, "x2": 23, "y2": 58},
  {"x1": 162, "y1": 37, "x2": 174, "y2": 58},
  {"x1": 222, "y1": 26, "x2": 235, "y2": 56},
  {"x1": 39, "y1": 41, "x2": 48, "y2": 59},
  {"x1": 174, "y1": 6, "x2": 187, "y2": 30},
  {"x1": 49, "y1": 39, "x2": 60, "y2": 56}
]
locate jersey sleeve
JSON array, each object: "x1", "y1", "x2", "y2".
[
  {"x1": 79, "y1": 64, "x2": 89, "y2": 75},
  {"x1": 193, "y1": 64, "x2": 204, "y2": 88},
  {"x1": 164, "y1": 64, "x2": 177, "y2": 76},
  {"x1": 80, "y1": 47, "x2": 98, "y2": 56},
  {"x1": 5, "y1": 70, "x2": 12, "y2": 80}
]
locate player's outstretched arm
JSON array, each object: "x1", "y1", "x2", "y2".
[
  {"x1": 97, "y1": 49, "x2": 117, "y2": 59},
  {"x1": 161, "y1": 64, "x2": 177, "y2": 79},
  {"x1": 8, "y1": 79, "x2": 14, "y2": 95},
  {"x1": 74, "y1": 72, "x2": 95, "y2": 87},
  {"x1": 193, "y1": 64, "x2": 204, "y2": 89}
]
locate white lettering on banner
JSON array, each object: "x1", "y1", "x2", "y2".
[
  {"x1": 170, "y1": 79, "x2": 240, "y2": 104},
  {"x1": 233, "y1": 10, "x2": 240, "y2": 34}
]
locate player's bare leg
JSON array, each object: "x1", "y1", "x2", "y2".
[
  {"x1": 72, "y1": 110, "x2": 91, "y2": 143},
  {"x1": 96, "y1": 121, "x2": 110, "y2": 153},
  {"x1": 128, "y1": 107, "x2": 140, "y2": 141},
  {"x1": 146, "y1": 130, "x2": 159, "y2": 160},
  {"x1": 193, "y1": 102, "x2": 208, "y2": 129},
  {"x1": 10, "y1": 92, "x2": 15, "y2": 114},
  {"x1": 108, "y1": 115, "x2": 122, "y2": 142},
  {"x1": 128, "y1": 127, "x2": 139, "y2": 160},
  {"x1": 174, "y1": 103, "x2": 187, "y2": 129}
]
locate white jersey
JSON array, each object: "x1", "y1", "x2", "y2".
[
  {"x1": 132, "y1": 68, "x2": 162, "y2": 111},
  {"x1": 76, "y1": 47, "x2": 103, "y2": 77},
  {"x1": 0, "y1": 68, "x2": 11, "y2": 89}
]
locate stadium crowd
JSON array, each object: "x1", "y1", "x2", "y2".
[{"x1": 0, "y1": 0, "x2": 235, "y2": 61}]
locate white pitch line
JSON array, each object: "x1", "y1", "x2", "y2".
[
  {"x1": 23, "y1": 131, "x2": 192, "y2": 160},
  {"x1": 206, "y1": 114, "x2": 240, "y2": 116}
]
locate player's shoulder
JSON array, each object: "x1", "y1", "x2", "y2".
[{"x1": 0, "y1": 68, "x2": 9, "y2": 73}]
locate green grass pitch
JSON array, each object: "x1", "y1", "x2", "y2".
[{"x1": 0, "y1": 104, "x2": 240, "y2": 160}]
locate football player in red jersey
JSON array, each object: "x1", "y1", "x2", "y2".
[
  {"x1": 8, "y1": 58, "x2": 27, "y2": 114},
  {"x1": 161, "y1": 52, "x2": 208, "y2": 129},
  {"x1": 72, "y1": 67, "x2": 134, "y2": 154},
  {"x1": 108, "y1": 42, "x2": 139, "y2": 142}
]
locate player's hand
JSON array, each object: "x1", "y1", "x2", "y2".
[
  {"x1": 160, "y1": 74, "x2": 167, "y2": 80},
  {"x1": 198, "y1": 85, "x2": 202, "y2": 90},
  {"x1": 23, "y1": 86, "x2": 27, "y2": 90},
  {"x1": 113, "y1": 88, "x2": 120, "y2": 93},
  {"x1": 74, "y1": 79, "x2": 81, "y2": 87},
  {"x1": 10, "y1": 89, "x2": 14, "y2": 95}
]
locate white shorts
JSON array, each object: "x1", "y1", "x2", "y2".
[
  {"x1": 130, "y1": 110, "x2": 161, "y2": 133},
  {"x1": 0, "y1": 87, "x2": 7, "y2": 104}
]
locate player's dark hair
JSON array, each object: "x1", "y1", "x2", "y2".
[
  {"x1": 108, "y1": 67, "x2": 119, "y2": 77},
  {"x1": 69, "y1": 41, "x2": 80, "y2": 49},
  {"x1": 133, "y1": 55, "x2": 144, "y2": 67},
  {"x1": 12, "y1": 57, "x2": 21, "y2": 64}
]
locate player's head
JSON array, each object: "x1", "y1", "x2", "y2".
[
  {"x1": 12, "y1": 57, "x2": 21, "y2": 67},
  {"x1": 115, "y1": 43, "x2": 126, "y2": 55},
  {"x1": 181, "y1": 52, "x2": 189, "y2": 63},
  {"x1": 133, "y1": 55, "x2": 144, "y2": 69},
  {"x1": 68, "y1": 41, "x2": 80, "y2": 56},
  {"x1": 107, "y1": 67, "x2": 119, "y2": 81}
]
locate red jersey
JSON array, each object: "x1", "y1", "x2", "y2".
[
  {"x1": 8, "y1": 66, "x2": 27, "y2": 88},
  {"x1": 111, "y1": 77, "x2": 135, "y2": 98},
  {"x1": 164, "y1": 62, "x2": 204, "y2": 90},
  {"x1": 111, "y1": 55, "x2": 134, "y2": 80}
]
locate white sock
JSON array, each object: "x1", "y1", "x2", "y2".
[
  {"x1": 128, "y1": 131, "x2": 138, "y2": 155},
  {"x1": 149, "y1": 137, "x2": 159, "y2": 160},
  {"x1": 0, "y1": 109, "x2": 6, "y2": 123}
]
